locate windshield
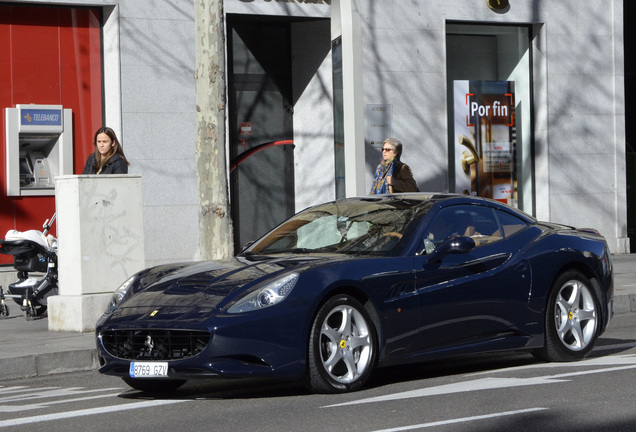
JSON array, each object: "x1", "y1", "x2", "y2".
[{"x1": 246, "y1": 198, "x2": 433, "y2": 255}]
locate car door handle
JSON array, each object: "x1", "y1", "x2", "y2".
[{"x1": 458, "y1": 253, "x2": 511, "y2": 273}]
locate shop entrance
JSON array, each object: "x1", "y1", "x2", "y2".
[
  {"x1": 446, "y1": 24, "x2": 533, "y2": 214},
  {"x1": 227, "y1": 17, "x2": 294, "y2": 251}
]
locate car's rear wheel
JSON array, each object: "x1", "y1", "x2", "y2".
[
  {"x1": 122, "y1": 377, "x2": 186, "y2": 393},
  {"x1": 534, "y1": 270, "x2": 599, "y2": 362},
  {"x1": 306, "y1": 295, "x2": 376, "y2": 393}
]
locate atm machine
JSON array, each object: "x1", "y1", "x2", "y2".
[{"x1": 5, "y1": 104, "x2": 73, "y2": 196}]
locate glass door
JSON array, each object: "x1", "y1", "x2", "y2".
[{"x1": 228, "y1": 22, "x2": 294, "y2": 251}]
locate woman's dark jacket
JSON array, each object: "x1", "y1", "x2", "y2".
[
  {"x1": 82, "y1": 154, "x2": 128, "y2": 174},
  {"x1": 391, "y1": 161, "x2": 418, "y2": 193}
]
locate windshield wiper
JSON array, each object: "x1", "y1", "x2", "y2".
[{"x1": 259, "y1": 248, "x2": 315, "y2": 254}]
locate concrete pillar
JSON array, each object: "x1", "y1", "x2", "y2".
[
  {"x1": 332, "y1": 0, "x2": 366, "y2": 197},
  {"x1": 49, "y1": 175, "x2": 145, "y2": 332}
]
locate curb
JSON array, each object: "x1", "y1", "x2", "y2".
[
  {"x1": 0, "y1": 349, "x2": 99, "y2": 381},
  {"x1": 614, "y1": 294, "x2": 636, "y2": 315}
]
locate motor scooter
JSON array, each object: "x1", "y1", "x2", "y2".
[{"x1": 0, "y1": 214, "x2": 58, "y2": 320}]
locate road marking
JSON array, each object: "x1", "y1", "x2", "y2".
[
  {"x1": 467, "y1": 353, "x2": 636, "y2": 376},
  {"x1": 324, "y1": 377, "x2": 567, "y2": 408},
  {"x1": 0, "y1": 385, "x2": 124, "y2": 413},
  {"x1": 594, "y1": 342, "x2": 636, "y2": 352},
  {"x1": 0, "y1": 399, "x2": 188, "y2": 428},
  {"x1": 0, "y1": 387, "x2": 31, "y2": 394},
  {"x1": 368, "y1": 408, "x2": 548, "y2": 432},
  {"x1": 0, "y1": 386, "x2": 122, "y2": 404},
  {"x1": 0, "y1": 393, "x2": 121, "y2": 413},
  {"x1": 323, "y1": 354, "x2": 636, "y2": 408}
]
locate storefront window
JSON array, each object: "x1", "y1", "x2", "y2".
[{"x1": 446, "y1": 24, "x2": 533, "y2": 213}]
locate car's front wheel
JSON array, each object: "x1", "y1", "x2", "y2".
[
  {"x1": 122, "y1": 377, "x2": 186, "y2": 393},
  {"x1": 306, "y1": 295, "x2": 377, "y2": 393},
  {"x1": 534, "y1": 270, "x2": 600, "y2": 362}
]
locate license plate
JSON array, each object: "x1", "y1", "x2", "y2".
[{"x1": 129, "y1": 362, "x2": 168, "y2": 378}]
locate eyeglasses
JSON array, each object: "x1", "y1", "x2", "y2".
[{"x1": 382, "y1": 148, "x2": 394, "y2": 152}]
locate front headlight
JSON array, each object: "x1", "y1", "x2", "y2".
[
  {"x1": 228, "y1": 273, "x2": 299, "y2": 314},
  {"x1": 104, "y1": 275, "x2": 136, "y2": 315}
]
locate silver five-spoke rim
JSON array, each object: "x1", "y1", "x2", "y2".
[
  {"x1": 319, "y1": 304, "x2": 372, "y2": 384},
  {"x1": 554, "y1": 279, "x2": 597, "y2": 351}
]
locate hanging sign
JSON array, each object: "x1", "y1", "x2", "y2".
[{"x1": 240, "y1": 122, "x2": 252, "y2": 135}]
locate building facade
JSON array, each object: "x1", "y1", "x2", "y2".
[
  {"x1": 331, "y1": 0, "x2": 628, "y2": 253},
  {"x1": 0, "y1": 0, "x2": 629, "y2": 280}
]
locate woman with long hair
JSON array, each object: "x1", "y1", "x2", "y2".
[{"x1": 82, "y1": 127, "x2": 130, "y2": 174}]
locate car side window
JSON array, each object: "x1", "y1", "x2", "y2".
[
  {"x1": 423, "y1": 205, "x2": 502, "y2": 252},
  {"x1": 495, "y1": 210, "x2": 529, "y2": 237}
]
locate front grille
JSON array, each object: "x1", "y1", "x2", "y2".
[{"x1": 100, "y1": 329, "x2": 211, "y2": 361}]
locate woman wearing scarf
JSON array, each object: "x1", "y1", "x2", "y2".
[{"x1": 370, "y1": 138, "x2": 418, "y2": 194}]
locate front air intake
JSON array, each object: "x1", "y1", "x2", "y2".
[{"x1": 100, "y1": 329, "x2": 210, "y2": 361}]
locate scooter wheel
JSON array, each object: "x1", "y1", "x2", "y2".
[{"x1": 0, "y1": 303, "x2": 9, "y2": 319}]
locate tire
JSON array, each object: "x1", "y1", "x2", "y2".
[
  {"x1": 25, "y1": 304, "x2": 37, "y2": 321},
  {"x1": 534, "y1": 270, "x2": 600, "y2": 362},
  {"x1": 306, "y1": 295, "x2": 377, "y2": 393},
  {"x1": 122, "y1": 377, "x2": 186, "y2": 393},
  {"x1": 0, "y1": 303, "x2": 9, "y2": 319}
]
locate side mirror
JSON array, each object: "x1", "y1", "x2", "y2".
[
  {"x1": 240, "y1": 241, "x2": 255, "y2": 253},
  {"x1": 425, "y1": 235, "x2": 475, "y2": 263}
]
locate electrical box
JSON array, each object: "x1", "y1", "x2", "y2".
[{"x1": 5, "y1": 104, "x2": 73, "y2": 196}]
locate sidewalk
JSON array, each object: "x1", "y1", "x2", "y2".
[
  {"x1": 0, "y1": 254, "x2": 634, "y2": 382},
  {"x1": 0, "y1": 316, "x2": 97, "y2": 380}
]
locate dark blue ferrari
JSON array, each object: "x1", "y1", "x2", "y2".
[{"x1": 95, "y1": 193, "x2": 614, "y2": 393}]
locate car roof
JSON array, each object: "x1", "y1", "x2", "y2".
[{"x1": 342, "y1": 192, "x2": 536, "y2": 223}]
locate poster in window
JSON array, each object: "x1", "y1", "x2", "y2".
[{"x1": 453, "y1": 80, "x2": 517, "y2": 207}]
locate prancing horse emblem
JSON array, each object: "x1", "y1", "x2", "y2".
[{"x1": 145, "y1": 335, "x2": 154, "y2": 353}]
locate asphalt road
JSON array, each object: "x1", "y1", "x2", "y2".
[{"x1": 0, "y1": 313, "x2": 634, "y2": 432}]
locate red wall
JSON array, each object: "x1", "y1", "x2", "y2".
[{"x1": 0, "y1": 5, "x2": 103, "y2": 264}]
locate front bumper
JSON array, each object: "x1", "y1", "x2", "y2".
[{"x1": 96, "y1": 309, "x2": 308, "y2": 380}]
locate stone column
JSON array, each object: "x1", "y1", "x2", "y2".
[{"x1": 49, "y1": 175, "x2": 145, "y2": 332}]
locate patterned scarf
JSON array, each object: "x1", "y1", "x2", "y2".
[{"x1": 370, "y1": 158, "x2": 396, "y2": 194}]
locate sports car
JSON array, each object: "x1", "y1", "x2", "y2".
[{"x1": 95, "y1": 193, "x2": 614, "y2": 393}]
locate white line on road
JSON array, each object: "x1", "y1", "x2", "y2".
[
  {"x1": 467, "y1": 353, "x2": 636, "y2": 377},
  {"x1": 368, "y1": 408, "x2": 548, "y2": 432},
  {"x1": 323, "y1": 354, "x2": 636, "y2": 408},
  {"x1": 594, "y1": 342, "x2": 636, "y2": 352},
  {"x1": 0, "y1": 399, "x2": 188, "y2": 428},
  {"x1": 0, "y1": 386, "x2": 122, "y2": 404},
  {"x1": 323, "y1": 376, "x2": 566, "y2": 408},
  {"x1": 0, "y1": 392, "x2": 122, "y2": 413}
]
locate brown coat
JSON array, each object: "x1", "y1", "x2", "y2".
[{"x1": 390, "y1": 162, "x2": 418, "y2": 193}]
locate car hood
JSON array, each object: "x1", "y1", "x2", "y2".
[{"x1": 113, "y1": 254, "x2": 334, "y2": 315}]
